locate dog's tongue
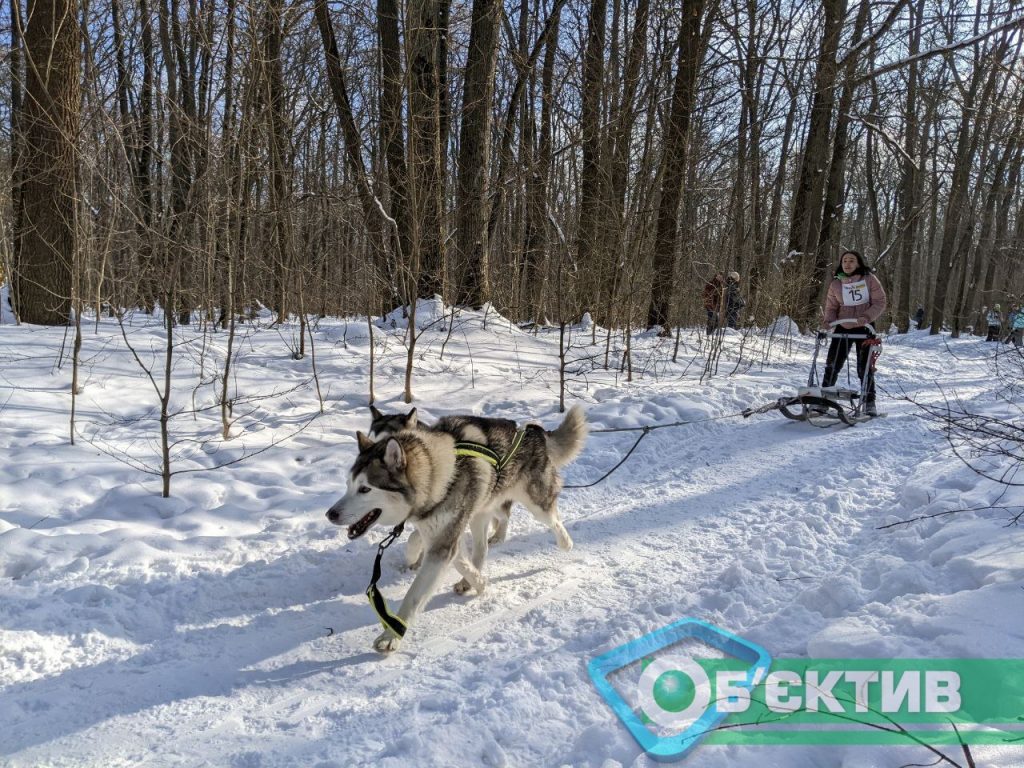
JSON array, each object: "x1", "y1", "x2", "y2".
[{"x1": 347, "y1": 509, "x2": 382, "y2": 539}]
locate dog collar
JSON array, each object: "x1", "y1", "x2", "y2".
[{"x1": 454, "y1": 429, "x2": 526, "y2": 471}]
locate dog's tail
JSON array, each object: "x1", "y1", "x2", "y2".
[{"x1": 546, "y1": 405, "x2": 588, "y2": 468}]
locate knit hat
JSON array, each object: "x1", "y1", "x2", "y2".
[{"x1": 728, "y1": 271, "x2": 740, "y2": 281}]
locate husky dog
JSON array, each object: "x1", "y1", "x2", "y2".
[
  {"x1": 327, "y1": 405, "x2": 587, "y2": 653},
  {"x1": 368, "y1": 405, "x2": 513, "y2": 560},
  {"x1": 367, "y1": 405, "x2": 417, "y2": 442}
]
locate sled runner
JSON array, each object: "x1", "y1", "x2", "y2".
[{"x1": 743, "y1": 321, "x2": 882, "y2": 428}]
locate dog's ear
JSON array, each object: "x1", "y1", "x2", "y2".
[
  {"x1": 384, "y1": 438, "x2": 406, "y2": 472},
  {"x1": 405, "y1": 408, "x2": 418, "y2": 429},
  {"x1": 369, "y1": 405, "x2": 383, "y2": 420},
  {"x1": 357, "y1": 431, "x2": 375, "y2": 452}
]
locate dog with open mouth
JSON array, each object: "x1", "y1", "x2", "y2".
[
  {"x1": 367, "y1": 405, "x2": 516, "y2": 567},
  {"x1": 326, "y1": 405, "x2": 587, "y2": 653}
]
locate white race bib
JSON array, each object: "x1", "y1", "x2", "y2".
[{"x1": 842, "y1": 279, "x2": 870, "y2": 306}]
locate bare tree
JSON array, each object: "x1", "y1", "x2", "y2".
[
  {"x1": 576, "y1": 0, "x2": 608, "y2": 316},
  {"x1": 453, "y1": 0, "x2": 502, "y2": 307},
  {"x1": 407, "y1": 0, "x2": 450, "y2": 299},
  {"x1": 13, "y1": 0, "x2": 80, "y2": 325},
  {"x1": 928, "y1": 27, "x2": 1011, "y2": 335},
  {"x1": 787, "y1": 0, "x2": 845, "y2": 324},
  {"x1": 647, "y1": 0, "x2": 708, "y2": 332},
  {"x1": 894, "y1": 0, "x2": 925, "y2": 332}
]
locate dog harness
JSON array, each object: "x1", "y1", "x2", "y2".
[{"x1": 453, "y1": 428, "x2": 526, "y2": 471}]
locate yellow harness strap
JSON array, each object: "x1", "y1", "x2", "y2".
[{"x1": 453, "y1": 429, "x2": 526, "y2": 471}]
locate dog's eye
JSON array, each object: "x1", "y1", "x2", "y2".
[{"x1": 358, "y1": 486, "x2": 371, "y2": 494}]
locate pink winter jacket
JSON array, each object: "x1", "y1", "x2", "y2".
[{"x1": 822, "y1": 272, "x2": 887, "y2": 328}]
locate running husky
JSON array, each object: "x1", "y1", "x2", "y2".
[
  {"x1": 368, "y1": 405, "x2": 513, "y2": 559},
  {"x1": 327, "y1": 405, "x2": 587, "y2": 653}
]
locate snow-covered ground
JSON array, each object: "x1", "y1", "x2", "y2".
[{"x1": 1, "y1": 300, "x2": 1023, "y2": 767}]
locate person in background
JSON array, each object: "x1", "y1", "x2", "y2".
[
  {"x1": 702, "y1": 272, "x2": 724, "y2": 334},
  {"x1": 913, "y1": 305, "x2": 925, "y2": 328},
  {"x1": 986, "y1": 305, "x2": 1003, "y2": 341},
  {"x1": 1009, "y1": 304, "x2": 1024, "y2": 348},
  {"x1": 724, "y1": 272, "x2": 745, "y2": 329},
  {"x1": 820, "y1": 250, "x2": 888, "y2": 417}
]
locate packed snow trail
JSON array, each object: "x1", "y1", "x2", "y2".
[{"x1": 1, "y1": 308, "x2": 1022, "y2": 767}]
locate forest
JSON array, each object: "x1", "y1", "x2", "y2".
[{"x1": 3, "y1": 0, "x2": 1023, "y2": 336}]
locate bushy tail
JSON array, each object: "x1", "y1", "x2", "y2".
[{"x1": 546, "y1": 405, "x2": 588, "y2": 468}]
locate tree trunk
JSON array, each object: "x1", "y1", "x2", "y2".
[
  {"x1": 263, "y1": 0, "x2": 291, "y2": 321},
  {"x1": 521, "y1": 1, "x2": 559, "y2": 323},
  {"x1": 408, "y1": 0, "x2": 449, "y2": 300},
  {"x1": 8, "y1": 0, "x2": 24, "y2": 319},
  {"x1": 453, "y1": 0, "x2": 501, "y2": 307},
  {"x1": 928, "y1": 38, "x2": 1008, "y2": 334},
  {"x1": 378, "y1": 0, "x2": 412, "y2": 305},
  {"x1": 816, "y1": 0, "x2": 869, "y2": 269},
  {"x1": 755, "y1": 72, "x2": 800, "y2": 317},
  {"x1": 646, "y1": 0, "x2": 706, "y2": 331},
  {"x1": 157, "y1": 0, "x2": 199, "y2": 323},
  {"x1": 602, "y1": 0, "x2": 648, "y2": 319},
  {"x1": 576, "y1": 0, "x2": 607, "y2": 315},
  {"x1": 484, "y1": 0, "x2": 569, "y2": 267},
  {"x1": 315, "y1": 0, "x2": 387, "y2": 274},
  {"x1": 957, "y1": 88, "x2": 1024, "y2": 333},
  {"x1": 14, "y1": 0, "x2": 79, "y2": 325},
  {"x1": 135, "y1": 0, "x2": 156, "y2": 312},
  {"x1": 894, "y1": 0, "x2": 923, "y2": 332},
  {"x1": 788, "y1": 0, "x2": 845, "y2": 323}
]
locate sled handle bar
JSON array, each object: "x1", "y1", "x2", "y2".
[
  {"x1": 818, "y1": 320, "x2": 877, "y2": 340},
  {"x1": 809, "y1": 321, "x2": 880, "y2": 387}
]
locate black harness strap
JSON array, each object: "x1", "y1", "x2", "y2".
[{"x1": 365, "y1": 522, "x2": 407, "y2": 637}]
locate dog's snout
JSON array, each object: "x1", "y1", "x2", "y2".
[{"x1": 326, "y1": 508, "x2": 340, "y2": 523}]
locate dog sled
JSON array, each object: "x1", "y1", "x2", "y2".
[{"x1": 743, "y1": 321, "x2": 882, "y2": 428}]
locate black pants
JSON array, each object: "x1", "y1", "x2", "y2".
[
  {"x1": 986, "y1": 325, "x2": 1000, "y2": 341},
  {"x1": 706, "y1": 310, "x2": 719, "y2": 334},
  {"x1": 822, "y1": 327, "x2": 876, "y2": 403}
]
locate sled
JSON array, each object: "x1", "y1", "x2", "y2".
[{"x1": 743, "y1": 321, "x2": 882, "y2": 428}]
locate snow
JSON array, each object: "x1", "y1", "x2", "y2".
[{"x1": 1, "y1": 302, "x2": 1023, "y2": 767}]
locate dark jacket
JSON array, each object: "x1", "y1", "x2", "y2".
[
  {"x1": 725, "y1": 283, "x2": 745, "y2": 314},
  {"x1": 702, "y1": 279, "x2": 724, "y2": 312}
]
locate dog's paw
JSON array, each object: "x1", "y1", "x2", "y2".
[
  {"x1": 454, "y1": 576, "x2": 487, "y2": 595},
  {"x1": 373, "y1": 631, "x2": 402, "y2": 653},
  {"x1": 488, "y1": 532, "x2": 506, "y2": 545},
  {"x1": 555, "y1": 527, "x2": 573, "y2": 551}
]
